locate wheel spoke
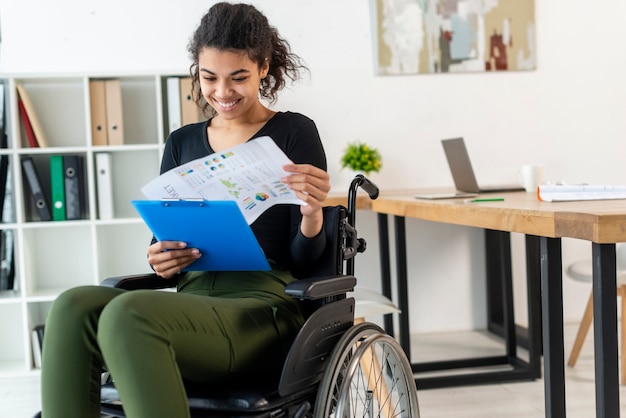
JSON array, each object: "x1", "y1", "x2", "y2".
[{"x1": 313, "y1": 323, "x2": 419, "y2": 418}]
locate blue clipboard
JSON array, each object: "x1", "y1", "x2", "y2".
[{"x1": 132, "y1": 199, "x2": 271, "y2": 272}]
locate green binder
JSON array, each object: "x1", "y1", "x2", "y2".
[{"x1": 50, "y1": 155, "x2": 66, "y2": 221}]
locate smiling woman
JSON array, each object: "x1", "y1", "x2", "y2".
[{"x1": 39, "y1": 3, "x2": 331, "y2": 418}]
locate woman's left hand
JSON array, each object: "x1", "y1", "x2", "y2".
[{"x1": 282, "y1": 163, "x2": 330, "y2": 236}]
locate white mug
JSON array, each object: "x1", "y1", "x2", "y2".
[{"x1": 517, "y1": 164, "x2": 545, "y2": 193}]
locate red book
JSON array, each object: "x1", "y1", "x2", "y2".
[{"x1": 18, "y1": 99, "x2": 38, "y2": 148}]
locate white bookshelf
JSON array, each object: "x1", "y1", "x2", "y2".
[{"x1": 0, "y1": 72, "x2": 190, "y2": 376}]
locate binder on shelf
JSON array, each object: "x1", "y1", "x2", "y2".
[
  {"x1": 179, "y1": 77, "x2": 201, "y2": 126},
  {"x1": 17, "y1": 100, "x2": 38, "y2": 148},
  {"x1": 89, "y1": 80, "x2": 108, "y2": 146},
  {"x1": 0, "y1": 88, "x2": 8, "y2": 221},
  {"x1": 16, "y1": 84, "x2": 49, "y2": 148},
  {"x1": 0, "y1": 132, "x2": 9, "y2": 220},
  {"x1": 166, "y1": 76, "x2": 181, "y2": 133},
  {"x1": 21, "y1": 156, "x2": 52, "y2": 222},
  {"x1": 49, "y1": 155, "x2": 66, "y2": 221},
  {"x1": 0, "y1": 131, "x2": 15, "y2": 291},
  {"x1": 104, "y1": 79, "x2": 124, "y2": 145},
  {"x1": 95, "y1": 153, "x2": 114, "y2": 220},
  {"x1": 31, "y1": 325, "x2": 45, "y2": 369},
  {"x1": 0, "y1": 83, "x2": 4, "y2": 131},
  {"x1": 0, "y1": 229, "x2": 15, "y2": 291},
  {"x1": 63, "y1": 155, "x2": 84, "y2": 220}
]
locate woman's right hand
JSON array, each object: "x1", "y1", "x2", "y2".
[{"x1": 147, "y1": 241, "x2": 201, "y2": 278}]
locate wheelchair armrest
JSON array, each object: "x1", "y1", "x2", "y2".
[
  {"x1": 100, "y1": 273, "x2": 178, "y2": 290},
  {"x1": 284, "y1": 274, "x2": 356, "y2": 300},
  {"x1": 101, "y1": 272, "x2": 355, "y2": 298}
]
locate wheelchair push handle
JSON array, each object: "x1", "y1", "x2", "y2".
[
  {"x1": 345, "y1": 174, "x2": 379, "y2": 276},
  {"x1": 349, "y1": 174, "x2": 379, "y2": 200},
  {"x1": 347, "y1": 173, "x2": 379, "y2": 224}
]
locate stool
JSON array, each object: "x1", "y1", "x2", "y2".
[{"x1": 566, "y1": 244, "x2": 626, "y2": 384}]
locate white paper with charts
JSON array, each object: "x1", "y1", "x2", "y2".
[{"x1": 141, "y1": 136, "x2": 305, "y2": 224}]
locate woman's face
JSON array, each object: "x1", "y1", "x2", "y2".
[{"x1": 198, "y1": 47, "x2": 269, "y2": 120}]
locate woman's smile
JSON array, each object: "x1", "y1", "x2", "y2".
[{"x1": 213, "y1": 97, "x2": 241, "y2": 111}]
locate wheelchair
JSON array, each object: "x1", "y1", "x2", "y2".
[{"x1": 98, "y1": 175, "x2": 420, "y2": 418}]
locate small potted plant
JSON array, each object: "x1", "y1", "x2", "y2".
[{"x1": 340, "y1": 141, "x2": 382, "y2": 175}]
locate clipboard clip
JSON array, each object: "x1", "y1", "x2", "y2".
[{"x1": 160, "y1": 198, "x2": 205, "y2": 207}]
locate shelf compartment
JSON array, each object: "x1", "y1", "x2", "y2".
[
  {"x1": 0, "y1": 303, "x2": 26, "y2": 374},
  {"x1": 14, "y1": 77, "x2": 87, "y2": 149},
  {"x1": 27, "y1": 301, "x2": 51, "y2": 370},
  {"x1": 93, "y1": 149, "x2": 160, "y2": 219},
  {"x1": 20, "y1": 225, "x2": 95, "y2": 297},
  {"x1": 19, "y1": 153, "x2": 89, "y2": 223},
  {"x1": 88, "y1": 76, "x2": 161, "y2": 147},
  {"x1": 96, "y1": 222, "x2": 153, "y2": 281}
]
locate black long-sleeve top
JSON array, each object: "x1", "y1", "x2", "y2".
[{"x1": 160, "y1": 111, "x2": 328, "y2": 276}]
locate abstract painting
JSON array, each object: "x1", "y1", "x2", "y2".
[{"x1": 374, "y1": 0, "x2": 536, "y2": 74}]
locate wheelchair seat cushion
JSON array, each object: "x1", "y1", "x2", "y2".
[{"x1": 101, "y1": 379, "x2": 315, "y2": 415}]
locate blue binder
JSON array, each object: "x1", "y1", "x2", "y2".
[{"x1": 132, "y1": 199, "x2": 270, "y2": 272}]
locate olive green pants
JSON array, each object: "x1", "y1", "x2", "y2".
[{"x1": 40, "y1": 268, "x2": 304, "y2": 418}]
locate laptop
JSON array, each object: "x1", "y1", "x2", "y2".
[
  {"x1": 132, "y1": 199, "x2": 271, "y2": 272},
  {"x1": 416, "y1": 137, "x2": 523, "y2": 199}
]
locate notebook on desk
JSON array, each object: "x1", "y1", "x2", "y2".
[
  {"x1": 416, "y1": 137, "x2": 524, "y2": 199},
  {"x1": 132, "y1": 199, "x2": 271, "y2": 272}
]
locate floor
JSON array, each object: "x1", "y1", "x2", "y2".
[
  {"x1": 408, "y1": 323, "x2": 626, "y2": 418},
  {"x1": 1, "y1": 323, "x2": 624, "y2": 418}
]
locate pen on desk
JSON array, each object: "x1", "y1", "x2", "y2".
[{"x1": 466, "y1": 198, "x2": 505, "y2": 203}]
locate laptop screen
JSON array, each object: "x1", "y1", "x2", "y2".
[{"x1": 441, "y1": 138, "x2": 481, "y2": 193}]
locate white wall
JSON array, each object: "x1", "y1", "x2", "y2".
[{"x1": 1, "y1": 0, "x2": 624, "y2": 333}]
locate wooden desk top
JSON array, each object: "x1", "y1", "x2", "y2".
[{"x1": 370, "y1": 190, "x2": 626, "y2": 244}]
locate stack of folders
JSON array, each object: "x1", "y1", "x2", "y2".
[
  {"x1": 89, "y1": 79, "x2": 124, "y2": 146},
  {"x1": 538, "y1": 184, "x2": 626, "y2": 202},
  {"x1": 21, "y1": 155, "x2": 86, "y2": 222}
]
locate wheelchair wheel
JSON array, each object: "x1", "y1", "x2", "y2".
[{"x1": 313, "y1": 322, "x2": 420, "y2": 418}]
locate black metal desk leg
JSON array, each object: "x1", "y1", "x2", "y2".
[
  {"x1": 592, "y1": 243, "x2": 620, "y2": 418},
  {"x1": 393, "y1": 215, "x2": 411, "y2": 358},
  {"x1": 484, "y1": 230, "x2": 516, "y2": 357},
  {"x1": 525, "y1": 235, "x2": 543, "y2": 379},
  {"x1": 377, "y1": 213, "x2": 394, "y2": 336},
  {"x1": 539, "y1": 237, "x2": 566, "y2": 418}
]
